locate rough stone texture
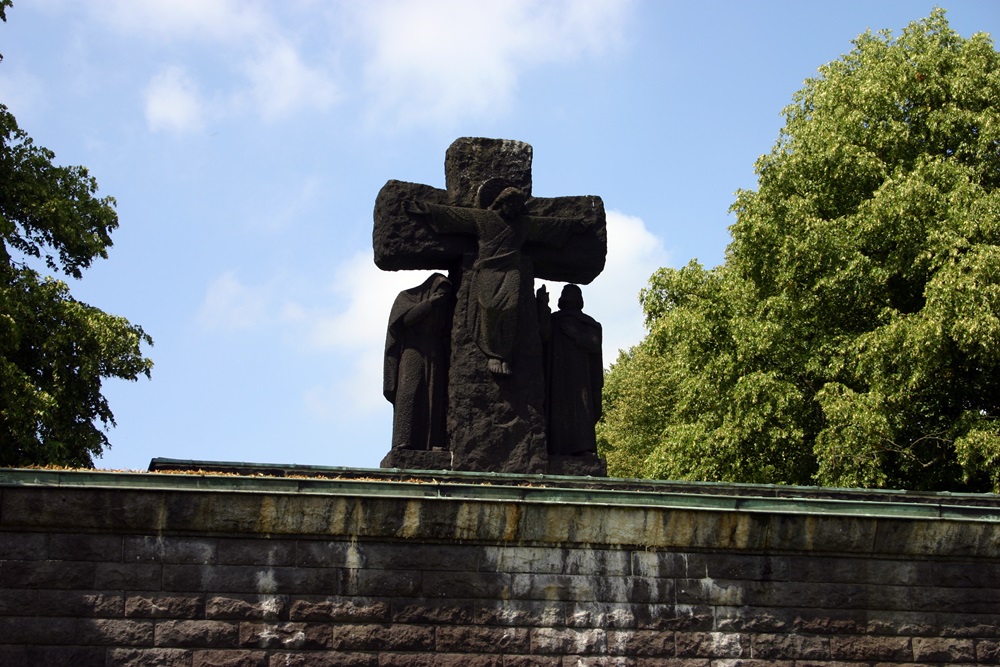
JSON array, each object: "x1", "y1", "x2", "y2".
[
  {"x1": 446, "y1": 241, "x2": 548, "y2": 474},
  {"x1": 373, "y1": 139, "x2": 606, "y2": 283},
  {"x1": 3, "y1": 468, "x2": 1000, "y2": 664},
  {"x1": 547, "y1": 454, "x2": 608, "y2": 477},
  {"x1": 373, "y1": 137, "x2": 607, "y2": 476},
  {"x1": 380, "y1": 447, "x2": 451, "y2": 471}
]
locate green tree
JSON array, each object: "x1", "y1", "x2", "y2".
[
  {"x1": 0, "y1": 2, "x2": 153, "y2": 467},
  {"x1": 599, "y1": 9, "x2": 1000, "y2": 492}
]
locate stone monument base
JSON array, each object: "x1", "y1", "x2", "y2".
[
  {"x1": 380, "y1": 448, "x2": 453, "y2": 471},
  {"x1": 546, "y1": 454, "x2": 607, "y2": 477},
  {"x1": 148, "y1": 452, "x2": 606, "y2": 478},
  {"x1": 380, "y1": 449, "x2": 606, "y2": 477}
]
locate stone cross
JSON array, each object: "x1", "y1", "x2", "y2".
[{"x1": 374, "y1": 137, "x2": 606, "y2": 475}]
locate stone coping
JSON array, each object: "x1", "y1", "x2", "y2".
[{"x1": 2, "y1": 464, "x2": 1000, "y2": 524}]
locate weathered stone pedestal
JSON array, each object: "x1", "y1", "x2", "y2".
[{"x1": 379, "y1": 447, "x2": 451, "y2": 471}]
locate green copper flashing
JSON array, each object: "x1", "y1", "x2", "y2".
[{"x1": 2, "y1": 462, "x2": 1000, "y2": 523}]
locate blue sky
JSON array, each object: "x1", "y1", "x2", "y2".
[{"x1": 2, "y1": 1, "x2": 997, "y2": 471}]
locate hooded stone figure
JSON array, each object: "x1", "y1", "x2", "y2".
[
  {"x1": 542, "y1": 283, "x2": 603, "y2": 456},
  {"x1": 383, "y1": 273, "x2": 453, "y2": 450}
]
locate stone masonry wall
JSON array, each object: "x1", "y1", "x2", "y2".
[{"x1": 2, "y1": 468, "x2": 1000, "y2": 665}]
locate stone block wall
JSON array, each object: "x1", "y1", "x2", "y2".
[{"x1": 1, "y1": 468, "x2": 1000, "y2": 665}]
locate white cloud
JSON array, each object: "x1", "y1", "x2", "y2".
[
  {"x1": 242, "y1": 38, "x2": 340, "y2": 122},
  {"x1": 144, "y1": 66, "x2": 205, "y2": 133},
  {"x1": 303, "y1": 253, "x2": 437, "y2": 418},
  {"x1": 540, "y1": 210, "x2": 668, "y2": 364},
  {"x1": 597, "y1": 210, "x2": 670, "y2": 357},
  {"x1": 308, "y1": 252, "x2": 431, "y2": 350},
  {"x1": 197, "y1": 270, "x2": 272, "y2": 331},
  {"x1": 95, "y1": 0, "x2": 268, "y2": 43},
  {"x1": 307, "y1": 210, "x2": 666, "y2": 417},
  {"x1": 69, "y1": 1, "x2": 633, "y2": 130},
  {"x1": 195, "y1": 255, "x2": 434, "y2": 418},
  {"x1": 357, "y1": 0, "x2": 632, "y2": 127},
  {"x1": 96, "y1": 1, "x2": 339, "y2": 126},
  {"x1": 303, "y1": 349, "x2": 388, "y2": 420},
  {"x1": 196, "y1": 210, "x2": 664, "y2": 420}
]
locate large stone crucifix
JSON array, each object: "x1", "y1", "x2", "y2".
[{"x1": 374, "y1": 137, "x2": 607, "y2": 475}]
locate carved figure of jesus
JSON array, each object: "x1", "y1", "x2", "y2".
[{"x1": 403, "y1": 179, "x2": 583, "y2": 375}]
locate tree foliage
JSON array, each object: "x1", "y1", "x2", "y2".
[
  {"x1": 0, "y1": 6, "x2": 152, "y2": 467},
  {"x1": 599, "y1": 10, "x2": 1000, "y2": 491}
]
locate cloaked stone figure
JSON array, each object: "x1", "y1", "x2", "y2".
[
  {"x1": 540, "y1": 284, "x2": 603, "y2": 457},
  {"x1": 383, "y1": 273, "x2": 453, "y2": 454},
  {"x1": 374, "y1": 137, "x2": 608, "y2": 475}
]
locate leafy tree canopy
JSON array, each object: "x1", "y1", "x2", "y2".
[
  {"x1": 0, "y1": 3, "x2": 152, "y2": 467},
  {"x1": 599, "y1": 9, "x2": 1000, "y2": 492}
]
